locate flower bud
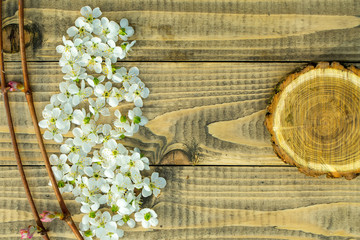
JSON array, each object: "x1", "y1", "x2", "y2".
[
  {"x1": 8, "y1": 81, "x2": 25, "y2": 92},
  {"x1": 40, "y1": 210, "x2": 63, "y2": 222},
  {"x1": 19, "y1": 225, "x2": 36, "y2": 239}
]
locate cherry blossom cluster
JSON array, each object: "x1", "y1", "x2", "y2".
[{"x1": 38, "y1": 6, "x2": 166, "y2": 240}]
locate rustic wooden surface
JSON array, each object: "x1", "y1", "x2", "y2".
[
  {"x1": 2, "y1": 0, "x2": 360, "y2": 62},
  {"x1": 2, "y1": 166, "x2": 360, "y2": 240},
  {"x1": 1, "y1": 0, "x2": 360, "y2": 239},
  {"x1": 0, "y1": 62, "x2": 305, "y2": 166}
]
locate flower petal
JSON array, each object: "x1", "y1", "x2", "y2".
[
  {"x1": 82, "y1": 143, "x2": 92, "y2": 153},
  {"x1": 72, "y1": 128, "x2": 83, "y2": 137},
  {"x1": 142, "y1": 188, "x2": 152, "y2": 197},
  {"x1": 134, "y1": 97, "x2": 143, "y2": 107},
  {"x1": 128, "y1": 219, "x2": 136, "y2": 228},
  {"x1": 120, "y1": 18, "x2": 129, "y2": 27},
  {"x1": 142, "y1": 220, "x2": 151, "y2": 228},
  {"x1": 38, "y1": 120, "x2": 48, "y2": 128},
  {"x1": 54, "y1": 134, "x2": 63, "y2": 143},
  {"x1": 149, "y1": 217, "x2": 158, "y2": 226},
  {"x1": 129, "y1": 67, "x2": 139, "y2": 76},
  {"x1": 67, "y1": 26, "x2": 78, "y2": 37},
  {"x1": 68, "y1": 84, "x2": 79, "y2": 94},
  {"x1": 153, "y1": 188, "x2": 161, "y2": 197},
  {"x1": 43, "y1": 130, "x2": 53, "y2": 140},
  {"x1": 108, "y1": 97, "x2": 118, "y2": 107},
  {"x1": 92, "y1": 7, "x2": 102, "y2": 18},
  {"x1": 84, "y1": 167, "x2": 94, "y2": 177},
  {"x1": 80, "y1": 6, "x2": 92, "y2": 17},
  {"x1": 80, "y1": 204, "x2": 91, "y2": 213}
]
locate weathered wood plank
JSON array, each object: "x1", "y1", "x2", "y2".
[
  {"x1": 3, "y1": 62, "x2": 360, "y2": 166},
  {"x1": 1, "y1": 166, "x2": 360, "y2": 239},
  {"x1": 0, "y1": 62, "x2": 307, "y2": 165},
  {"x1": 2, "y1": 0, "x2": 360, "y2": 62}
]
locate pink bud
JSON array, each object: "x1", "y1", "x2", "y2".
[
  {"x1": 40, "y1": 211, "x2": 55, "y2": 222},
  {"x1": 7, "y1": 81, "x2": 24, "y2": 92},
  {"x1": 19, "y1": 225, "x2": 36, "y2": 239},
  {"x1": 19, "y1": 229, "x2": 28, "y2": 239},
  {"x1": 40, "y1": 210, "x2": 63, "y2": 222}
]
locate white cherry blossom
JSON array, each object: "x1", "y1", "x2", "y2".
[
  {"x1": 74, "y1": 37, "x2": 90, "y2": 55},
  {"x1": 118, "y1": 18, "x2": 134, "y2": 41},
  {"x1": 39, "y1": 107, "x2": 62, "y2": 129},
  {"x1": 113, "y1": 66, "x2": 139, "y2": 84},
  {"x1": 72, "y1": 126, "x2": 98, "y2": 153},
  {"x1": 114, "y1": 213, "x2": 136, "y2": 228},
  {"x1": 104, "y1": 40, "x2": 123, "y2": 63},
  {"x1": 96, "y1": 124, "x2": 112, "y2": 144},
  {"x1": 79, "y1": 54, "x2": 103, "y2": 73},
  {"x1": 93, "y1": 17, "x2": 119, "y2": 42},
  {"x1": 124, "y1": 83, "x2": 149, "y2": 107},
  {"x1": 94, "y1": 81, "x2": 112, "y2": 98},
  {"x1": 49, "y1": 154, "x2": 71, "y2": 180},
  {"x1": 59, "y1": 55, "x2": 81, "y2": 74},
  {"x1": 142, "y1": 172, "x2": 166, "y2": 197},
  {"x1": 128, "y1": 107, "x2": 148, "y2": 126},
  {"x1": 89, "y1": 98, "x2": 110, "y2": 120},
  {"x1": 80, "y1": 6, "x2": 102, "y2": 23},
  {"x1": 56, "y1": 36, "x2": 78, "y2": 58},
  {"x1": 67, "y1": 17, "x2": 93, "y2": 39},
  {"x1": 119, "y1": 41, "x2": 136, "y2": 58},
  {"x1": 68, "y1": 80, "x2": 93, "y2": 106},
  {"x1": 134, "y1": 208, "x2": 158, "y2": 228},
  {"x1": 97, "y1": 222, "x2": 124, "y2": 240},
  {"x1": 85, "y1": 37, "x2": 107, "y2": 56},
  {"x1": 63, "y1": 65, "x2": 87, "y2": 82},
  {"x1": 119, "y1": 151, "x2": 145, "y2": 174},
  {"x1": 39, "y1": 6, "x2": 166, "y2": 238},
  {"x1": 72, "y1": 108, "x2": 92, "y2": 126},
  {"x1": 113, "y1": 110, "x2": 137, "y2": 137},
  {"x1": 43, "y1": 126, "x2": 65, "y2": 143}
]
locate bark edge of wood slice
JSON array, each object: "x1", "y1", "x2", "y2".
[{"x1": 265, "y1": 62, "x2": 360, "y2": 180}]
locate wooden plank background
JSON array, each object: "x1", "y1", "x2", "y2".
[
  {"x1": 2, "y1": 0, "x2": 360, "y2": 62},
  {"x1": 1, "y1": 0, "x2": 360, "y2": 239},
  {"x1": 1, "y1": 166, "x2": 360, "y2": 240}
]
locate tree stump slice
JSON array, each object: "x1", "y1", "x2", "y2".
[{"x1": 265, "y1": 62, "x2": 360, "y2": 179}]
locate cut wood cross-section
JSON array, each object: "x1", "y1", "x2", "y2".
[{"x1": 266, "y1": 62, "x2": 360, "y2": 179}]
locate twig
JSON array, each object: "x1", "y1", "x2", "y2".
[
  {"x1": 0, "y1": 1, "x2": 49, "y2": 239},
  {"x1": 18, "y1": 0, "x2": 84, "y2": 239}
]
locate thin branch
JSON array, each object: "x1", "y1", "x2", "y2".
[
  {"x1": 18, "y1": 0, "x2": 84, "y2": 239},
  {"x1": 0, "y1": 2, "x2": 49, "y2": 239}
]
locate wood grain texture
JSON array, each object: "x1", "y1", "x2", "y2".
[
  {"x1": 0, "y1": 62, "x2": 310, "y2": 166},
  {"x1": 266, "y1": 62, "x2": 360, "y2": 179},
  {"x1": 2, "y1": 0, "x2": 360, "y2": 61},
  {"x1": 1, "y1": 166, "x2": 360, "y2": 240}
]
